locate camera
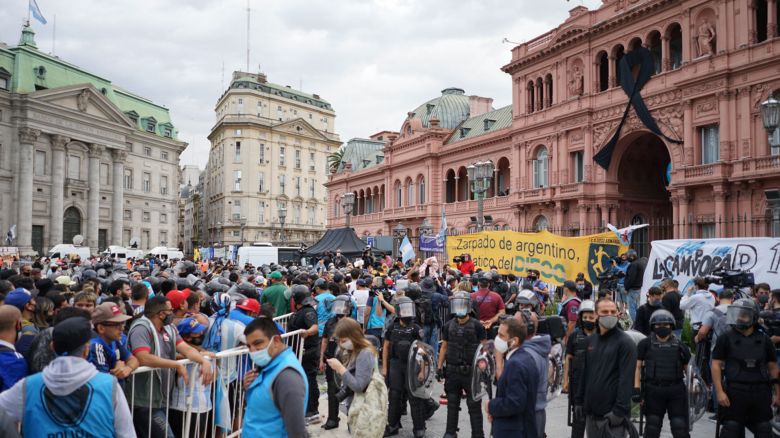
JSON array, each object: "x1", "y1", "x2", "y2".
[
  {"x1": 334, "y1": 386, "x2": 354, "y2": 403},
  {"x1": 704, "y1": 268, "x2": 755, "y2": 289},
  {"x1": 596, "y1": 270, "x2": 624, "y2": 291},
  {"x1": 453, "y1": 256, "x2": 463, "y2": 263}
]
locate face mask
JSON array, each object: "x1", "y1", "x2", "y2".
[
  {"x1": 162, "y1": 313, "x2": 173, "y2": 326},
  {"x1": 650, "y1": 300, "x2": 662, "y2": 307},
  {"x1": 455, "y1": 310, "x2": 468, "y2": 318},
  {"x1": 189, "y1": 336, "x2": 203, "y2": 346},
  {"x1": 494, "y1": 336, "x2": 510, "y2": 353},
  {"x1": 598, "y1": 315, "x2": 618, "y2": 330},
  {"x1": 581, "y1": 320, "x2": 596, "y2": 331},
  {"x1": 339, "y1": 339, "x2": 353, "y2": 351},
  {"x1": 759, "y1": 295, "x2": 770, "y2": 305},
  {"x1": 250, "y1": 346, "x2": 272, "y2": 367},
  {"x1": 654, "y1": 326, "x2": 672, "y2": 337},
  {"x1": 576, "y1": 284, "x2": 584, "y2": 291}
]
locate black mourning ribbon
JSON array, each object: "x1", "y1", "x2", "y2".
[{"x1": 593, "y1": 46, "x2": 683, "y2": 170}]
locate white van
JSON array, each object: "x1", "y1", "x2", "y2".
[
  {"x1": 126, "y1": 249, "x2": 144, "y2": 260},
  {"x1": 103, "y1": 245, "x2": 129, "y2": 262},
  {"x1": 237, "y1": 246, "x2": 279, "y2": 267},
  {"x1": 48, "y1": 244, "x2": 91, "y2": 261},
  {"x1": 148, "y1": 246, "x2": 184, "y2": 260}
]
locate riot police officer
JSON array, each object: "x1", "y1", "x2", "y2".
[
  {"x1": 437, "y1": 291, "x2": 487, "y2": 438},
  {"x1": 634, "y1": 309, "x2": 691, "y2": 438},
  {"x1": 383, "y1": 297, "x2": 428, "y2": 437},
  {"x1": 712, "y1": 298, "x2": 780, "y2": 438},
  {"x1": 319, "y1": 295, "x2": 352, "y2": 430},
  {"x1": 563, "y1": 299, "x2": 596, "y2": 438}
]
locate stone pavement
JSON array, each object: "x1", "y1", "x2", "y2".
[{"x1": 307, "y1": 379, "x2": 731, "y2": 437}]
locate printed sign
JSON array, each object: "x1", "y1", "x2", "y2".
[
  {"x1": 642, "y1": 238, "x2": 780, "y2": 293},
  {"x1": 419, "y1": 235, "x2": 444, "y2": 253},
  {"x1": 445, "y1": 230, "x2": 628, "y2": 285}
]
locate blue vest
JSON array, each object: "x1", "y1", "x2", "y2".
[
  {"x1": 243, "y1": 348, "x2": 308, "y2": 437},
  {"x1": 23, "y1": 371, "x2": 115, "y2": 438},
  {"x1": 316, "y1": 293, "x2": 335, "y2": 336}
]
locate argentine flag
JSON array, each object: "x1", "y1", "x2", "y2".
[
  {"x1": 29, "y1": 0, "x2": 47, "y2": 25},
  {"x1": 400, "y1": 236, "x2": 415, "y2": 264},
  {"x1": 435, "y1": 206, "x2": 447, "y2": 246}
]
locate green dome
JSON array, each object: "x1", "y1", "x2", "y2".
[{"x1": 409, "y1": 88, "x2": 471, "y2": 129}]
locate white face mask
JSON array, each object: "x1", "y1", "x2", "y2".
[
  {"x1": 494, "y1": 335, "x2": 510, "y2": 353},
  {"x1": 339, "y1": 339, "x2": 353, "y2": 351}
]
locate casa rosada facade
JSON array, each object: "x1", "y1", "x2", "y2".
[{"x1": 326, "y1": 0, "x2": 780, "y2": 257}]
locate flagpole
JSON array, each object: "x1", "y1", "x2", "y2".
[
  {"x1": 51, "y1": 14, "x2": 56, "y2": 54},
  {"x1": 26, "y1": 0, "x2": 31, "y2": 25}
]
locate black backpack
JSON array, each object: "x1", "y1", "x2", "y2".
[{"x1": 415, "y1": 293, "x2": 434, "y2": 326}]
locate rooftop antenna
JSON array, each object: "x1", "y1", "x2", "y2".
[{"x1": 246, "y1": 0, "x2": 250, "y2": 72}]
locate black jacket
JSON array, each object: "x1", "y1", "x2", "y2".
[
  {"x1": 575, "y1": 328, "x2": 637, "y2": 418},
  {"x1": 662, "y1": 291, "x2": 684, "y2": 328},
  {"x1": 632, "y1": 303, "x2": 659, "y2": 336},
  {"x1": 623, "y1": 258, "x2": 646, "y2": 290}
]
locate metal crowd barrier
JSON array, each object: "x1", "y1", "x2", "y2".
[
  {"x1": 273, "y1": 312, "x2": 293, "y2": 331},
  {"x1": 127, "y1": 328, "x2": 306, "y2": 438}
]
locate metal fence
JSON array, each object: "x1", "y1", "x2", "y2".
[
  {"x1": 273, "y1": 312, "x2": 293, "y2": 332},
  {"x1": 127, "y1": 328, "x2": 305, "y2": 438}
]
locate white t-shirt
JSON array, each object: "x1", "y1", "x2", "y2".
[{"x1": 352, "y1": 288, "x2": 370, "y2": 325}]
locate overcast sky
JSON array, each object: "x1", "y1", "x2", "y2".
[{"x1": 1, "y1": 0, "x2": 602, "y2": 168}]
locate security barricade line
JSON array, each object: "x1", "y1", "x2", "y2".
[
  {"x1": 273, "y1": 312, "x2": 293, "y2": 331},
  {"x1": 128, "y1": 328, "x2": 306, "y2": 438}
]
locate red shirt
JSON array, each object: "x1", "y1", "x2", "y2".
[
  {"x1": 470, "y1": 289, "x2": 505, "y2": 322},
  {"x1": 458, "y1": 260, "x2": 475, "y2": 275},
  {"x1": 561, "y1": 297, "x2": 581, "y2": 323}
]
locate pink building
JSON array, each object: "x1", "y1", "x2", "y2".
[{"x1": 326, "y1": 0, "x2": 780, "y2": 257}]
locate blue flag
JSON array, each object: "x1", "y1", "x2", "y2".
[
  {"x1": 29, "y1": 0, "x2": 47, "y2": 24},
  {"x1": 400, "y1": 236, "x2": 415, "y2": 264}
]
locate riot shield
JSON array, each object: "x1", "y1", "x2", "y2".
[
  {"x1": 406, "y1": 340, "x2": 436, "y2": 399},
  {"x1": 686, "y1": 362, "x2": 708, "y2": 430},
  {"x1": 624, "y1": 329, "x2": 647, "y2": 346},
  {"x1": 470, "y1": 340, "x2": 496, "y2": 402}
]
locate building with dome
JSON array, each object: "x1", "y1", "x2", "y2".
[
  {"x1": 326, "y1": 0, "x2": 780, "y2": 257},
  {"x1": 0, "y1": 24, "x2": 186, "y2": 255}
]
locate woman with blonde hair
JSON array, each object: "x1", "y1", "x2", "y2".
[{"x1": 325, "y1": 317, "x2": 387, "y2": 437}]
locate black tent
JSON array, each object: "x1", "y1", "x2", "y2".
[{"x1": 302, "y1": 227, "x2": 366, "y2": 259}]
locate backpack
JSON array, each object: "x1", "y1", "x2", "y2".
[
  {"x1": 415, "y1": 293, "x2": 434, "y2": 326},
  {"x1": 347, "y1": 360, "x2": 389, "y2": 438}
]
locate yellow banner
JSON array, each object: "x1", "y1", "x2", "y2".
[{"x1": 446, "y1": 230, "x2": 629, "y2": 285}]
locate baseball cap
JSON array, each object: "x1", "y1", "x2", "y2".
[
  {"x1": 5, "y1": 288, "x2": 33, "y2": 310},
  {"x1": 92, "y1": 302, "x2": 132, "y2": 325},
  {"x1": 563, "y1": 280, "x2": 578, "y2": 292},
  {"x1": 176, "y1": 317, "x2": 207, "y2": 336},
  {"x1": 236, "y1": 298, "x2": 260, "y2": 314},
  {"x1": 314, "y1": 278, "x2": 328, "y2": 289},
  {"x1": 53, "y1": 317, "x2": 92, "y2": 356},
  {"x1": 166, "y1": 290, "x2": 190, "y2": 310},
  {"x1": 269, "y1": 271, "x2": 282, "y2": 280},
  {"x1": 55, "y1": 275, "x2": 76, "y2": 286},
  {"x1": 384, "y1": 278, "x2": 394, "y2": 286},
  {"x1": 356, "y1": 279, "x2": 368, "y2": 287}
]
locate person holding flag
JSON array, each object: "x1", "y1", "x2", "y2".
[{"x1": 400, "y1": 235, "x2": 416, "y2": 266}]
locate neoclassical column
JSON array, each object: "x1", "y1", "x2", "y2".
[
  {"x1": 111, "y1": 149, "x2": 127, "y2": 246},
  {"x1": 49, "y1": 135, "x2": 70, "y2": 246},
  {"x1": 678, "y1": 190, "x2": 690, "y2": 239},
  {"x1": 608, "y1": 55, "x2": 616, "y2": 88},
  {"x1": 17, "y1": 127, "x2": 40, "y2": 252},
  {"x1": 578, "y1": 203, "x2": 589, "y2": 236},
  {"x1": 769, "y1": 0, "x2": 778, "y2": 38},
  {"x1": 87, "y1": 144, "x2": 105, "y2": 253},
  {"x1": 661, "y1": 36, "x2": 670, "y2": 72},
  {"x1": 713, "y1": 186, "x2": 728, "y2": 238}
]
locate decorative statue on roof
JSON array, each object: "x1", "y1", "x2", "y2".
[{"x1": 697, "y1": 20, "x2": 716, "y2": 56}]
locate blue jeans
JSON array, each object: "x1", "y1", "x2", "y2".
[
  {"x1": 424, "y1": 325, "x2": 440, "y2": 365},
  {"x1": 133, "y1": 407, "x2": 175, "y2": 438},
  {"x1": 627, "y1": 288, "x2": 641, "y2": 322}
]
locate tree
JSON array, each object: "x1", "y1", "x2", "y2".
[{"x1": 327, "y1": 147, "x2": 345, "y2": 172}]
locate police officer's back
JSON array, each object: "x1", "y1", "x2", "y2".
[
  {"x1": 711, "y1": 298, "x2": 780, "y2": 438},
  {"x1": 564, "y1": 299, "x2": 597, "y2": 438},
  {"x1": 634, "y1": 309, "x2": 691, "y2": 438}
]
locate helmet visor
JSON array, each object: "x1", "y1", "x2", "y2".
[
  {"x1": 398, "y1": 301, "x2": 416, "y2": 318},
  {"x1": 332, "y1": 299, "x2": 349, "y2": 316},
  {"x1": 726, "y1": 306, "x2": 754, "y2": 328},
  {"x1": 450, "y1": 297, "x2": 471, "y2": 315}
]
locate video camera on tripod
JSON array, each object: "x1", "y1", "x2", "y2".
[
  {"x1": 596, "y1": 269, "x2": 625, "y2": 292},
  {"x1": 703, "y1": 268, "x2": 755, "y2": 289}
]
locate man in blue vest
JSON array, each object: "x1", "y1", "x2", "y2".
[
  {"x1": 0, "y1": 316, "x2": 136, "y2": 437},
  {"x1": 241, "y1": 316, "x2": 308, "y2": 437}
]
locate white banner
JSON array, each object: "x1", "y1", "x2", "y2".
[{"x1": 642, "y1": 237, "x2": 780, "y2": 293}]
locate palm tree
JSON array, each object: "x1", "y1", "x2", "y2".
[{"x1": 327, "y1": 147, "x2": 345, "y2": 172}]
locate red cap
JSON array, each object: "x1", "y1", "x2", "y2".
[
  {"x1": 166, "y1": 290, "x2": 187, "y2": 310},
  {"x1": 236, "y1": 298, "x2": 260, "y2": 314},
  {"x1": 385, "y1": 278, "x2": 394, "y2": 286}
]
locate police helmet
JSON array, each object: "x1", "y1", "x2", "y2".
[
  {"x1": 291, "y1": 284, "x2": 311, "y2": 306},
  {"x1": 331, "y1": 295, "x2": 352, "y2": 316},
  {"x1": 649, "y1": 309, "x2": 676, "y2": 329},
  {"x1": 395, "y1": 296, "x2": 417, "y2": 319},
  {"x1": 450, "y1": 291, "x2": 471, "y2": 317},
  {"x1": 578, "y1": 299, "x2": 596, "y2": 315},
  {"x1": 404, "y1": 284, "x2": 422, "y2": 301},
  {"x1": 477, "y1": 273, "x2": 490, "y2": 286},
  {"x1": 726, "y1": 298, "x2": 759, "y2": 330}
]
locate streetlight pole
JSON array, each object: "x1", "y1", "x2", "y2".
[
  {"x1": 393, "y1": 222, "x2": 406, "y2": 261},
  {"x1": 419, "y1": 217, "x2": 433, "y2": 260},
  {"x1": 239, "y1": 217, "x2": 247, "y2": 247},
  {"x1": 342, "y1": 192, "x2": 355, "y2": 228},
  {"x1": 760, "y1": 96, "x2": 780, "y2": 236},
  {"x1": 468, "y1": 160, "x2": 494, "y2": 232},
  {"x1": 278, "y1": 206, "x2": 287, "y2": 243}
]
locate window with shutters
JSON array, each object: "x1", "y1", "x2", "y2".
[
  {"x1": 234, "y1": 170, "x2": 242, "y2": 191},
  {"x1": 309, "y1": 152, "x2": 315, "y2": 171},
  {"x1": 258, "y1": 172, "x2": 265, "y2": 192},
  {"x1": 700, "y1": 125, "x2": 719, "y2": 164},
  {"x1": 295, "y1": 149, "x2": 301, "y2": 169},
  {"x1": 572, "y1": 151, "x2": 584, "y2": 183},
  {"x1": 124, "y1": 169, "x2": 133, "y2": 189},
  {"x1": 142, "y1": 172, "x2": 151, "y2": 193},
  {"x1": 279, "y1": 146, "x2": 285, "y2": 166},
  {"x1": 533, "y1": 147, "x2": 548, "y2": 188}
]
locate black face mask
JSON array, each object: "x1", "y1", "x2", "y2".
[
  {"x1": 654, "y1": 326, "x2": 672, "y2": 337},
  {"x1": 581, "y1": 320, "x2": 596, "y2": 331},
  {"x1": 759, "y1": 295, "x2": 770, "y2": 305}
]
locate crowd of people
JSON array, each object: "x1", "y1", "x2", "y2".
[{"x1": 0, "y1": 247, "x2": 776, "y2": 438}]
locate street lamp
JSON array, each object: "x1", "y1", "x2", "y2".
[
  {"x1": 278, "y1": 206, "x2": 287, "y2": 243},
  {"x1": 393, "y1": 222, "x2": 407, "y2": 260},
  {"x1": 468, "y1": 160, "x2": 495, "y2": 231},
  {"x1": 238, "y1": 217, "x2": 247, "y2": 247},
  {"x1": 342, "y1": 192, "x2": 355, "y2": 228},
  {"x1": 419, "y1": 218, "x2": 433, "y2": 259},
  {"x1": 761, "y1": 96, "x2": 780, "y2": 155}
]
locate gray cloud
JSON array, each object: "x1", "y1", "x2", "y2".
[{"x1": 0, "y1": 0, "x2": 602, "y2": 167}]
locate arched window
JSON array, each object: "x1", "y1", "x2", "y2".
[
  {"x1": 536, "y1": 78, "x2": 544, "y2": 110},
  {"x1": 597, "y1": 51, "x2": 609, "y2": 92},
  {"x1": 407, "y1": 179, "x2": 414, "y2": 206},
  {"x1": 755, "y1": 0, "x2": 768, "y2": 43},
  {"x1": 534, "y1": 215, "x2": 549, "y2": 232},
  {"x1": 668, "y1": 23, "x2": 683, "y2": 70},
  {"x1": 647, "y1": 31, "x2": 662, "y2": 74},
  {"x1": 63, "y1": 207, "x2": 82, "y2": 245},
  {"x1": 630, "y1": 214, "x2": 649, "y2": 257},
  {"x1": 527, "y1": 81, "x2": 535, "y2": 114},
  {"x1": 395, "y1": 181, "x2": 402, "y2": 208},
  {"x1": 366, "y1": 189, "x2": 373, "y2": 214},
  {"x1": 418, "y1": 177, "x2": 426, "y2": 204},
  {"x1": 544, "y1": 74, "x2": 553, "y2": 107},
  {"x1": 628, "y1": 37, "x2": 643, "y2": 52},
  {"x1": 533, "y1": 147, "x2": 548, "y2": 188},
  {"x1": 445, "y1": 169, "x2": 456, "y2": 203},
  {"x1": 613, "y1": 45, "x2": 625, "y2": 85}
]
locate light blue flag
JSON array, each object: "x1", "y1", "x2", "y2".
[
  {"x1": 400, "y1": 236, "x2": 415, "y2": 264},
  {"x1": 29, "y1": 0, "x2": 47, "y2": 24},
  {"x1": 436, "y1": 206, "x2": 447, "y2": 246},
  {"x1": 214, "y1": 376, "x2": 232, "y2": 431}
]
